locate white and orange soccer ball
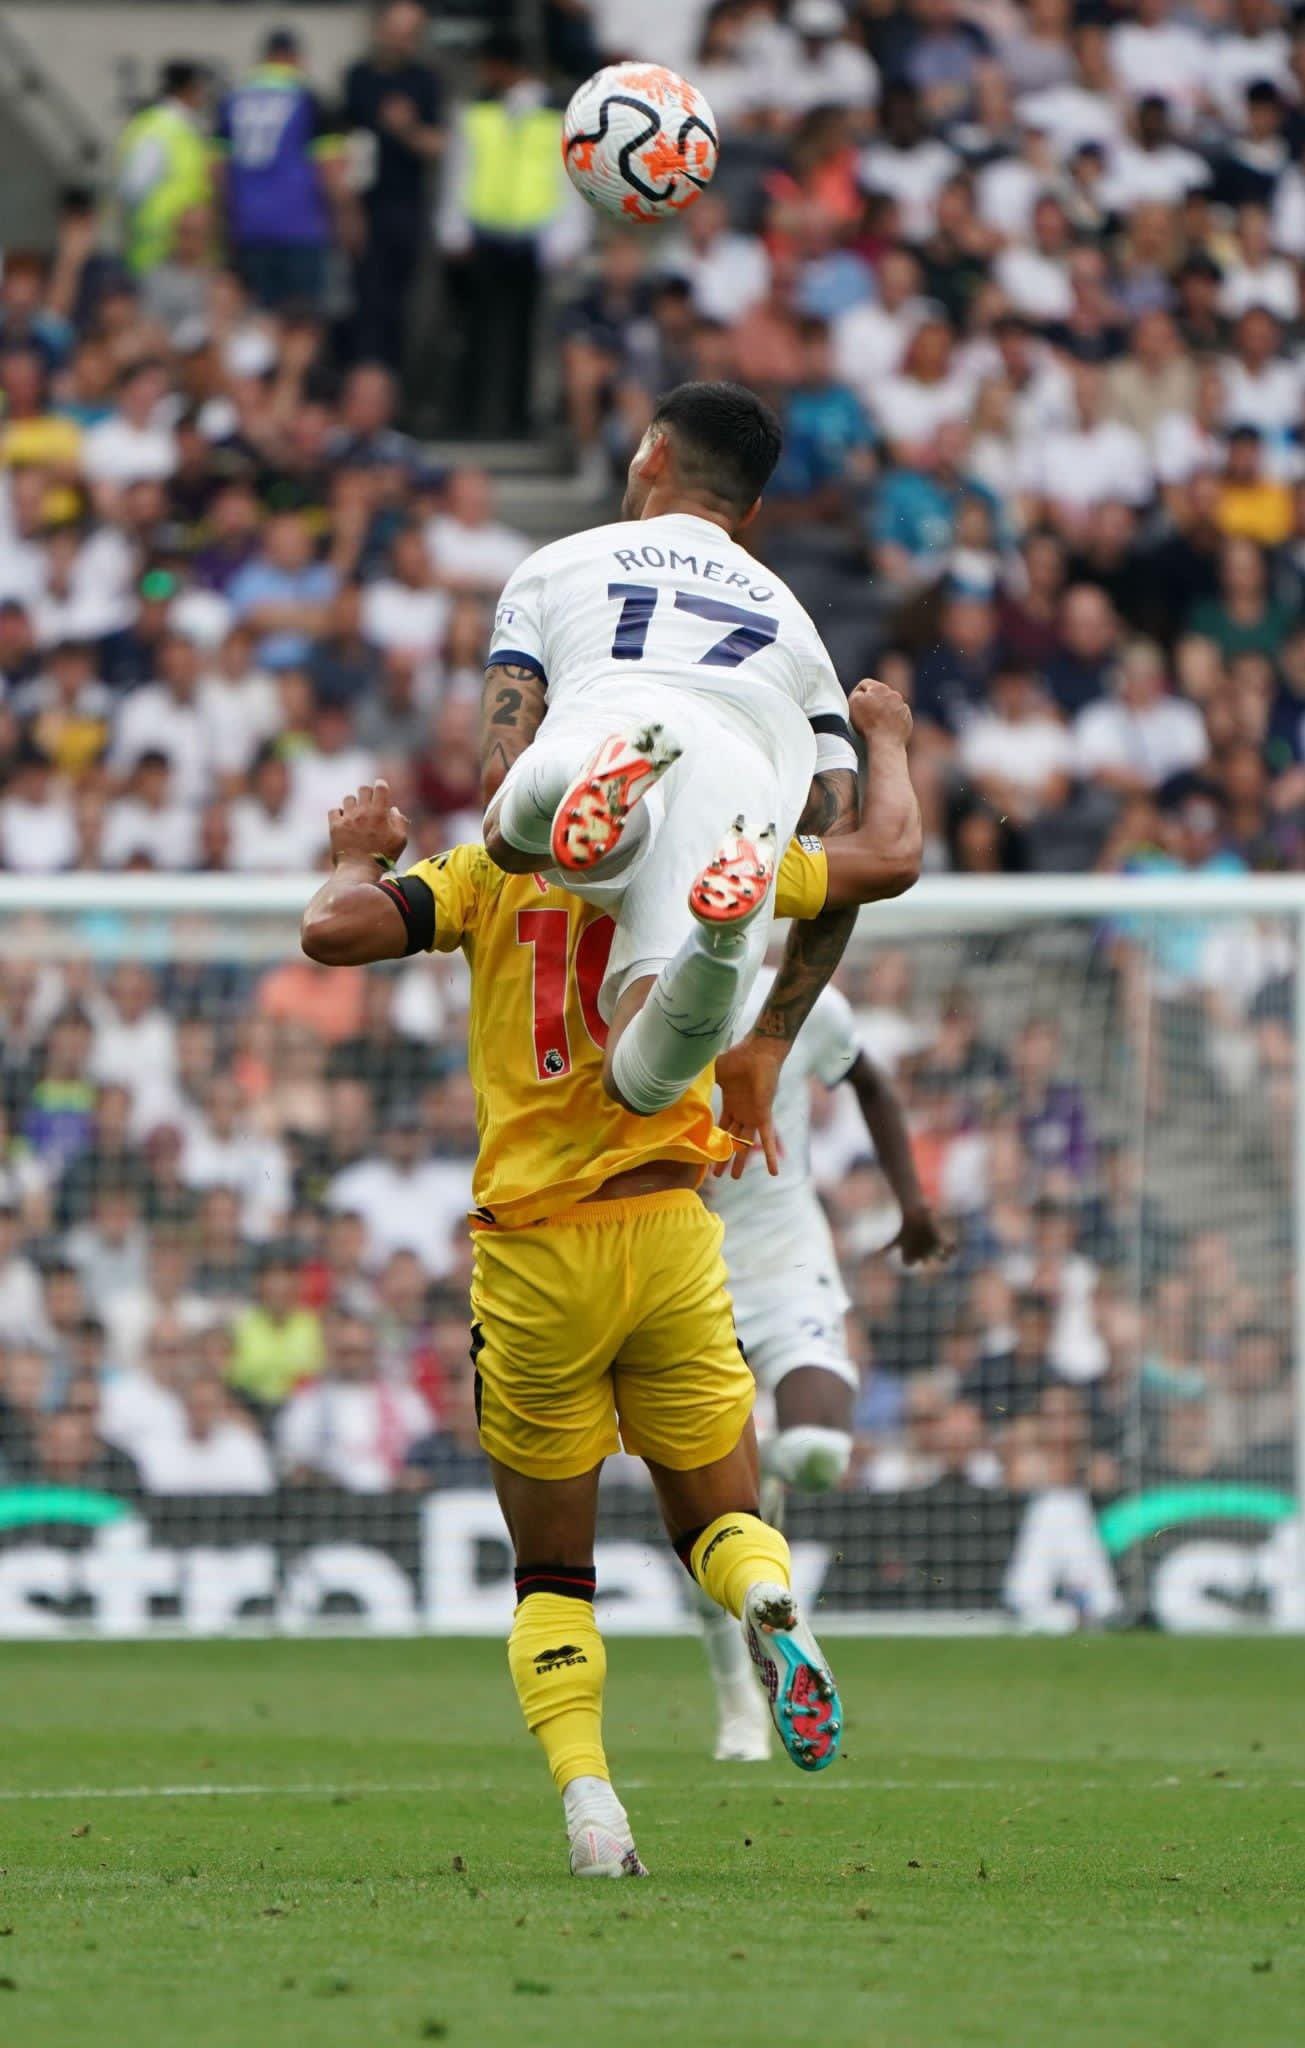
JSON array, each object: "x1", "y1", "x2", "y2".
[{"x1": 562, "y1": 63, "x2": 719, "y2": 224}]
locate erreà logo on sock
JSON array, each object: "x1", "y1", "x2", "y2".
[
  {"x1": 699, "y1": 1525, "x2": 745, "y2": 1572},
  {"x1": 534, "y1": 1644, "x2": 587, "y2": 1671}
]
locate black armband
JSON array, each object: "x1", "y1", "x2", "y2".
[
  {"x1": 809, "y1": 712, "x2": 855, "y2": 745},
  {"x1": 376, "y1": 873, "x2": 435, "y2": 957}
]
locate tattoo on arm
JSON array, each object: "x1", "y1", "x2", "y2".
[
  {"x1": 754, "y1": 901, "x2": 858, "y2": 1046},
  {"x1": 755, "y1": 769, "x2": 860, "y2": 1045},
  {"x1": 798, "y1": 767, "x2": 858, "y2": 838},
  {"x1": 481, "y1": 663, "x2": 546, "y2": 800}
]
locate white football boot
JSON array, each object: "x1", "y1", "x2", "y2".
[
  {"x1": 742, "y1": 1583, "x2": 843, "y2": 1773},
  {"x1": 564, "y1": 1776, "x2": 650, "y2": 1879}
]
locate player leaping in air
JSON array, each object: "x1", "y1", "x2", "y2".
[
  {"x1": 479, "y1": 379, "x2": 862, "y2": 1167},
  {"x1": 300, "y1": 678, "x2": 919, "y2": 1881}
]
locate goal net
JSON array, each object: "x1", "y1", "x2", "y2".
[{"x1": 0, "y1": 874, "x2": 1300, "y2": 1637}]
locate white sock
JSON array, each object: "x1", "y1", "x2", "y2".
[
  {"x1": 563, "y1": 1774, "x2": 628, "y2": 1832},
  {"x1": 698, "y1": 1598, "x2": 755, "y2": 1702},
  {"x1": 492, "y1": 749, "x2": 575, "y2": 858},
  {"x1": 610, "y1": 925, "x2": 748, "y2": 1114},
  {"x1": 759, "y1": 1471, "x2": 787, "y2": 1531},
  {"x1": 763, "y1": 1426, "x2": 854, "y2": 1493}
]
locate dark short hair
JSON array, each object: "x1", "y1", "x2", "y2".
[
  {"x1": 263, "y1": 27, "x2": 300, "y2": 61},
  {"x1": 651, "y1": 381, "x2": 783, "y2": 515},
  {"x1": 161, "y1": 60, "x2": 204, "y2": 98}
]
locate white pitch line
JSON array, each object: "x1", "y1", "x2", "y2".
[
  {"x1": 0, "y1": 1774, "x2": 1290, "y2": 1804},
  {"x1": 0, "y1": 1781, "x2": 449, "y2": 1802}
]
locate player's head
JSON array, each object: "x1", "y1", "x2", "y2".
[{"x1": 623, "y1": 381, "x2": 783, "y2": 532}]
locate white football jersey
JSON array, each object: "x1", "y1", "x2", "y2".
[
  {"x1": 707, "y1": 975, "x2": 860, "y2": 1299},
  {"x1": 488, "y1": 512, "x2": 857, "y2": 775}
]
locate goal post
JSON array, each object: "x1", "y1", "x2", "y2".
[{"x1": 0, "y1": 871, "x2": 1299, "y2": 1637}]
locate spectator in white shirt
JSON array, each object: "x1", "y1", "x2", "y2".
[
  {"x1": 89, "y1": 961, "x2": 178, "y2": 1110},
  {"x1": 1154, "y1": 360, "x2": 1226, "y2": 491},
  {"x1": 111, "y1": 629, "x2": 210, "y2": 808},
  {"x1": 64, "y1": 1177, "x2": 151, "y2": 1315},
  {"x1": 761, "y1": 0, "x2": 881, "y2": 124},
  {"x1": 1074, "y1": 638, "x2": 1209, "y2": 794},
  {"x1": 1220, "y1": 306, "x2": 1302, "y2": 472},
  {"x1": 833, "y1": 245, "x2": 926, "y2": 407},
  {"x1": 102, "y1": 750, "x2": 199, "y2": 869},
  {"x1": 1219, "y1": 202, "x2": 1299, "y2": 323},
  {"x1": 872, "y1": 312, "x2": 973, "y2": 455},
  {"x1": 101, "y1": 1227, "x2": 213, "y2": 1376},
  {"x1": 993, "y1": 192, "x2": 1075, "y2": 322},
  {"x1": 1017, "y1": 19, "x2": 1122, "y2": 161},
  {"x1": 183, "y1": 1072, "x2": 291, "y2": 1239},
  {"x1": 288, "y1": 697, "x2": 378, "y2": 853},
  {"x1": 0, "y1": 471, "x2": 51, "y2": 611},
  {"x1": 1207, "y1": 0, "x2": 1290, "y2": 126},
  {"x1": 692, "y1": 0, "x2": 770, "y2": 129},
  {"x1": 137, "y1": 1365, "x2": 275, "y2": 1495},
  {"x1": 31, "y1": 523, "x2": 136, "y2": 648},
  {"x1": 858, "y1": 81, "x2": 959, "y2": 242},
  {"x1": 278, "y1": 1309, "x2": 431, "y2": 1493},
  {"x1": 82, "y1": 357, "x2": 178, "y2": 494},
  {"x1": 361, "y1": 522, "x2": 451, "y2": 659},
  {"x1": 666, "y1": 193, "x2": 771, "y2": 328},
  {"x1": 958, "y1": 662, "x2": 1075, "y2": 827},
  {"x1": 0, "y1": 1199, "x2": 51, "y2": 1347},
  {"x1": 197, "y1": 625, "x2": 281, "y2": 790},
  {"x1": 1018, "y1": 360, "x2": 1153, "y2": 532},
  {"x1": 100, "y1": 1311, "x2": 192, "y2": 1468},
  {"x1": 1109, "y1": 0, "x2": 1208, "y2": 130},
  {"x1": 229, "y1": 744, "x2": 324, "y2": 872},
  {"x1": 977, "y1": 112, "x2": 1060, "y2": 241},
  {"x1": 0, "y1": 743, "x2": 77, "y2": 872},
  {"x1": 1100, "y1": 94, "x2": 1212, "y2": 212},
  {"x1": 326, "y1": 1107, "x2": 472, "y2": 1281},
  {"x1": 424, "y1": 468, "x2": 530, "y2": 598}
]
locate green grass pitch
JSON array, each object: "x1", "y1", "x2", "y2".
[{"x1": 1, "y1": 1635, "x2": 1302, "y2": 2047}]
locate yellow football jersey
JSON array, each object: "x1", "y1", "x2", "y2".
[{"x1": 400, "y1": 838, "x2": 829, "y2": 1229}]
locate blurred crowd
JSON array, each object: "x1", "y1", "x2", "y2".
[
  {"x1": 0, "y1": 3, "x2": 1304, "y2": 876},
  {"x1": 0, "y1": 924, "x2": 1290, "y2": 1504},
  {"x1": 556, "y1": 0, "x2": 1305, "y2": 876},
  {"x1": 0, "y1": 1, "x2": 1297, "y2": 1520}
]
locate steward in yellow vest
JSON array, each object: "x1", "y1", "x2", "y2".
[
  {"x1": 439, "y1": 31, "x2": 571, "y2": 438},
  {"x1": 116, "y1": 62, "x2": 213, "y2": 275}
]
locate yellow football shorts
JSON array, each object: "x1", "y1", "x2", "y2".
[{"x1": 469, "y1": 1188, "x2": 755, "y2": 1481}]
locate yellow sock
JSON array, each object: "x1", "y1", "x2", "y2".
[
  {"x1": 506, "y1": 1591, "x2": 609, "y2": 1791},
  {"x1": 689, "y1": 1512, "x2": 791, "y2": 1620}
]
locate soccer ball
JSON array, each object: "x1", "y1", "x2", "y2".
[{"x1": 562, "y1": 63, "x2": 719, "y2": 224}]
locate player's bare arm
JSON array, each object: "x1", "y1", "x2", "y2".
[
  {"x1": 846, "y1": 1053, "x2": 954, "y2": 1266},
  {"x1": 821, "y1": 678, "x2": 922, "y2": 909},
  {"x1": 716, "y1": 680, "x2": 922, "y2": 1173},
  {"x1": 481, "y1": 663, "x2": 548, "y2": 873},
  {"x1": 715, "y1": 765, "x2": 859, "y2": 1176},
  {"x1": 300, "y1": 782, "x2": 412, "y2": 965}
]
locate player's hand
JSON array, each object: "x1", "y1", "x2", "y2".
[
  {"x1": 892, "y1": 1204, "x2": 955, "y2": 1267},
  {"x1": 328, "y1": 782, "x2": 409, "y2": 868},
  {"x1": 714, "y1": 1036, "x2": 786, "y2": 1179},
  {"x1": 849, "y1": 677, "x2": 912, "y2": 748}
]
